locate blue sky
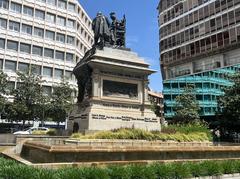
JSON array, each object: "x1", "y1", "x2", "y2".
[{"x1": 79, "y1": 0, "x2": 163, "y2": 92}]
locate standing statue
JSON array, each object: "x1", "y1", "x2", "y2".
[
  {"x1": 92, "y1": 12, "x2": 126, "y2": 49},
  {"x1": 110, "y1": 12, "x2": 126, "y2": 47},
  {"x1": 92, "y1": 12, "x2": 111, "y2": 49}
]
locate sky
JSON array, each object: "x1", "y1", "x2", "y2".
[{"x1": 79, "y1": 0, "x2": 163, "y2": 92}]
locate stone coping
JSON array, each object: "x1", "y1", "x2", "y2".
[
  {"x1": 65, "y1": 139, "x2": 213, "y2": 148},
  {"x1": 23, "y1": 141, "x2": 240, "y2": 153},
  {"x1": 15, "y1": 135, "x2": 68, "y2": 139}
]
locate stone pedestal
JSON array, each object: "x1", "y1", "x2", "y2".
[{"x1": 69, "y1": 47, "x2": 160, "y2": 133}]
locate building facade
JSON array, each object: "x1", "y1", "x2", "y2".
[
  {"x1": 158, "y1": 0, "x2": 240, "y2": 119},
  {"x1": 0, "y1": 0, "x2": 93, "y2": 94},
  {"x1": 148, "y1": 90, "x2": 164, "y2": 120}
]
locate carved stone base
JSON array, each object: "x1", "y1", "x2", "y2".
[{"x1": 68, "y1": 100, "x2": 160, "y2": 134}]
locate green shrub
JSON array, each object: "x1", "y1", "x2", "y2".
[
  {"x1": 199, "y1": 161, "x2": 223, "y2": 176},
  {"x1": 83, "y1": 167, "x2": 110, "y2": 179},
  {"x1": 32, "y1": 130, "x2": 47, "y2": 135},
  {"x1": 172, "y1": 163, "x2": 192, "y2": 178},
  {"x1": 46, "y1": 129, "x2": 57, "y2": 136},
  {"x1": 70, "y1": 128, "x2": 211, "y2": 142},
  {"x1": 150, "y1": 163, "x2": 175, "y2": 178},
  {"x1": 107, "y1": 165, "x2": 131, "y2": 179},
  {"x1": 71, "y1": 133, "x2": 84, "y2": 139},
  {"x1": 127, "y1": 164, "x2": 156, "y2": 179},
  {"x1": 221, "y1": 160, "x2": 238, "y2": 174},
  {"x1": 54, "y1": 168, "x2": 85, "y2": 179}
]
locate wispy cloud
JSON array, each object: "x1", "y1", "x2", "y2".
[{"x1": 126, "y1": 35, "x2": 139, "y2": 47}]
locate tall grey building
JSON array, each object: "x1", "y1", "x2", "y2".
[{"x1": 158, "y1": 0, "x2": 240, "y2": 119}]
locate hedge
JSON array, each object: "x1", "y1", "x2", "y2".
[{"x1": 1, "y1": 158, "x2": 240, "y2": 179}]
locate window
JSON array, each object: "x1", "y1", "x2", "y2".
[
  {"x1": 47, "y1": 0, "x2": 56, "y2": 5},
  {"x1": 65, "y1": 71, "x2": 72, "y2": 80},
  {"x1": 37, "y1": 0, "x2": 46, "y2": 3},
  {"x1": 45, "y1": 30, "x2": 55, "y2": 40},
  {"x1": 22, "y1": 24, "x2": 32, "y2": 35},
  {"x1": 58, "y1": 0, "x2": 66, "y2": 9},
  {"x1": 209, "y1": 2, "x2": 215, "y2": 16},
  {"x1": 229, "y1": 11, "x2": 235, "y2": 25},
  {"x1": 7, "y1": 40, "x2": 18, "y2": 51},
  {"x1": 44, "y1": 48, "x2": 54, "y2": 58},
  {"x1": 32, "y1": 65, "x2": 41, "y2": 75},
  {"x1": 230, "y1": 28, "x2": 237, "y2": 43},
  {"x1": 20, "y1": 43, "x2": 31, "y2": 54},
  {"x1": 34, "y1": 27, "x2": 44, "y2": 38},
  {"x1": 205, "y1": 21, "x2": 210, "y2": 34},
  {"x1": 54, "y1": 68, "x2": 63, "y2": 79},
  {"x1": 43, "y1": 67, "x2": 52, "y2": 77},
  {"x1": 56, "y1": 33, "x2": 65, "y2": 43},
  {"x1": 210, "y1": 19, "x2": 216, "y2": 32},
  {"x1": 46, "y1": 13, "x2": 55, "y2": 23},
  {"x1": 0, "y1": 0, "x2": 9, "y2": 9},
  {"x1": 66, "y1": 53, "x2": 73, "y2": 62},
  {"x1": 43, "y1": 86, "x2": 52, "y2": 95},
  {"x1": 204, "y1": 5, "x2": 209, "y2": 18},
  {"x1": 57, "y1": 16, "x2": 66, "y2": 26},
  {"x1": 35, "y1": 9, "x2": 45, "y2": 20},
  {"x1": 217, "y1": 33, "x2": 223, "y2": 46},
  {"x1": 9, "y1": 21, "x2": 20, "y2": 32},
  {"x1": 32, "y1": 45, "x2": 43, "y2": 56},
  {"x1": 18, "y1": 63, "x2": 29, "y2": 72},
  {"x1": 0, "y1": 59, "x2": 3, "y2": 69},
  {"x1": 216, "y1": 16, "x2": 222, "y2": 30},
  {"x1": 23, "y1": 6, "x2": 33, "y2": 16},
  {"x1": 10, "y1": 2, "x2": 21, "y2": 13},
  {"x1": 0, "y1": 18, "x2": 7, "y2": 29},
  {"x1": 0, "y1": 38, "x2": 5, "y2": 49},
  {"x1": 222, "y1": 13, "x2": 228, "y2": 27},
  {"x1": 68, "y1": 3, "x2": 75, "y2": 12},
  {"x1": 236, "y1": 8, "x2": 240, "y2": 23},
  {"x1": 67, "y1": 36, "x2": 75, "y2": 45},
  {"x1": 221, "y1": 0, "x2": 227, "y2": 10},
  {"x1": 67, "y1": 19, "x2": 75, "y2": 28},
  {"x1": 227, "y1": 0, "x2": 234, "y2": 7},
  {"x1": 235, "y1": 0, "x2": 240, "y2": 5},
  {"x1": 5, "y1": 60, "x2": 16, "y2": 72},
  {"x1": 55, "y1": 51, "x2": 64, "y2": 60}
]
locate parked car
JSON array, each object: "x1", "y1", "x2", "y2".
[{"x1": 13, "y1": 127, "x2": 49, "y2": 135}]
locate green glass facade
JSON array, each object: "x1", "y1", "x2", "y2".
[{"x1": 163, "y1": 64, "x2": 240, "y2": 119}]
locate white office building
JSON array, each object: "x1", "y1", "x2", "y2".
[{"x1": 0, "y1": 0, "x2": 93, "y2": 94}]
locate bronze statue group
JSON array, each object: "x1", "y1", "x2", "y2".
[{"x1": 92, "y1": 12, "x2": 126, "y2": 49}]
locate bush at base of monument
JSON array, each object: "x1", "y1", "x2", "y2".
[{"x1": 71, "y1": 127, "x2": 212, "y2": 142}]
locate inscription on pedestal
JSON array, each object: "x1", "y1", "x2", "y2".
[{"x1": 91, "y1": 114, "x2": 158, "y2": 123}]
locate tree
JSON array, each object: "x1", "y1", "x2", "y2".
[
  {"x1": 0, "y1": 71, "x2": 8, "y2": 119},
  {"x1": 173, "y1": 84, "x2": 200, "y2": 124},
  {"x1": 6, "y1": 70, "x2": 45, "y2": 128},
  {"x1": 47, "y1": 81, "x2": 75, "y2": 125},
  {"x1": 217, "y1": 72, "x2": 240, "y2": 130}
]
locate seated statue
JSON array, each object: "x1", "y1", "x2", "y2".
[{"x1": 110, "y1": 12, "x2": 126, "y2": 47}]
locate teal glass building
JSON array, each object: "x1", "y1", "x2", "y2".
[{"x1": 163, "y1": 64, "x2": 240, "y2": 118}]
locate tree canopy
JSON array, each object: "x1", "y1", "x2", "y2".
[
  {"x1": 218, "y1": 72, "x2": 240, "y2": 130},
  {"x1": 173, "y1": 84, "x2": 200, "y2": 124},
  {"x1": 0, "y1": 71, "x2": 8, "y2": 118}
]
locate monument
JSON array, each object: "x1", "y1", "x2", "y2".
[{"x1": 68, "y1": 12, "x2": 160, "y2": 133}]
